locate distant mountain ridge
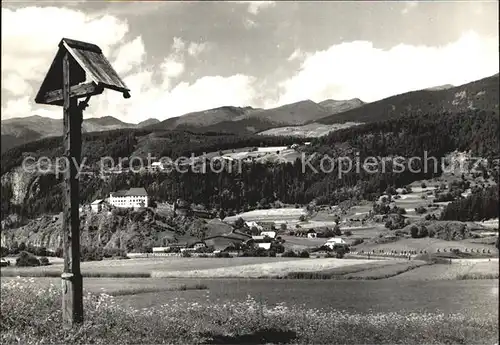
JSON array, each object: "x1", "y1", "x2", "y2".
[
  {"x1": 147, "y1": 98, "x2": 365, "y2": 134},
  {"x1": 1, "y1": 115, "x2": 157, "y2": 153},
  {"x1": 2, "y1": 74, "x2": 497, "y2": 150},
  {"x1": 319, "y1": 98, "x2": 365, "y2": 113},
  {"x1": 315, "y1": 74, "x2": 499, "y2": 125}
]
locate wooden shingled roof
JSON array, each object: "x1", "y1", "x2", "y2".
[{"x1": 35, "y1": 38, "x2": 130, "y2": 105}]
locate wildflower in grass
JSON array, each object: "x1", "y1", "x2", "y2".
[{"x1": 1, "y1": 279, "x2": 498, "y2": 344}]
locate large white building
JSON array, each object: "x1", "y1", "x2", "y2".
[{"x1": 109, "y1": 187, "x2": 149, "y2": 208}]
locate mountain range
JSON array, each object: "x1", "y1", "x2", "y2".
[
  {"x1": 1, "y1": 74, "x2": 498, "y2": 152},
  {"x1": 1, "y1": 98, "x2": 364, "y2": 151},
  {"x1": 1, "y1": 116, "x2": 159, "y2": 153}
]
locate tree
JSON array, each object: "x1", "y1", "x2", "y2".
[
  {"x1": 415, "y1": 206, "x2": 427, "y2": 214},
  {"x1": 16, "y1": 251, "x2": 40, "y2": 267},
  {"x1": 250, "y1": 226, "x2": 260, "y2": 235},
  {"x1": 333, "y1": 224, "x2": 342, "y2": 236},
  {"x1": 280, "y1": 223, "x2": 287, "y2": 231},
  {"x1": 218, "y1": 209, "x2": 226, "y2": 220},
  {"x1": 410, "y1": 225, "x2": 419, "y2": 238},
  {"x1": 234, "y1": 217, "x2": 245, "y2": 229}
]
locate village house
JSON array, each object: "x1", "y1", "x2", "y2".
[
  {"x1": 90, "y1": 199, "x2": 104, "y2": 212},
  {"x1": 307, "y1": 230, "x2": 317, "y2": 238},
  {"x1": 245, "y1": 221, "x2": 263, "y2": 231},
  {"x1": 109, "y1": 187, "x2": 149, "y2": 208},
  {"x1": 260, "y1": 231, "x2": 276, "y2": 239},
  {"x1": 324, "y1": 237, "x2": 348, "y2": 250}
]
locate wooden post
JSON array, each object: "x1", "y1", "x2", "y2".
[{"x1": 61, "y1": 52, "x2": 84, "y2": 327}]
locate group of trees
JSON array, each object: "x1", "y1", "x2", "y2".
[{"x1": 441, "y1": 186, "x2": 499, "y2": 221}]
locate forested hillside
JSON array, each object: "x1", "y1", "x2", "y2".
[
  {"x1": 316, "y1": 74, "x2": 499, "y2": 125},
  {"x1": 1, "y1": 108, "x2": 498, "y2": 225}
]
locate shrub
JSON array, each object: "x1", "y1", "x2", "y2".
[
  {"x1": 282, "y1": 250, "x2": 297, "y2": 257},
  {"x1": 410, "y1": 225, "x2": 428, "y2": 238},
  {"x1": 240, "y1": 247, "x2": 268, "y2": 257},
  {"x1": 352, "y1": 238, "x2": 364, "y2": 246},
  {"x1": 15, "y1": 251, "x2": 40, "y2": 267},
  {"x1": 421, "y1": 182, "x2": 427, "y2": 189},
  {"x1": 299, "y1": 250, "x2": 310, "y2": 258},
  {"x1": 39, "y1": 257, "x2": 50, "y2": 266},
  {"x1": 270, "y1": 243, "x2": 285, "y2": 254},
  {"x1": 415, "y1": 206, "x2": 427, "y2": 214},
  {"x1": 343, "y1": 230, "x2": 352, "y2": 237},
  {"x1": 386, "y1": 186, "x2": 397, "y2": 195},
  {"x1": 435, "y1": 192, "x2": 455, "y2": 202},
  {"x1": 215, "y1": 252, "x2": 231, "y2": 258},
  {"x1": 182, "y1": 251, "x2": 192, "y2": 258},
  {"x1": 268, "y1": 250, "x2": 276, "y2": 257},
  {"x1": 335, "y1": 248, "x2": 346, "y2": 259}
]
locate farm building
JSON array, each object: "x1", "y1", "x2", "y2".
[
  {"x1": 204, "y1": 231, "x2": 252, "y2": 252},
  {"x1": 90, "y1": 199, "x2": 104, "y2": 212},
  {"x1": 307, "y1": 230, "x2": 317, "y2": 238},
  {"x1": 324, "y1": 237, "x2": 348, "y2": 250},
  {"x1": 245, "y1": 221, "x2": 263, "y2": 231},
  {"x1": 257, "y1": 243, "x2": 272, "y2": 250},
  {"x1": 260, "y1": 231, "x2": 276, "y2": 239},
  {"x1": 174, "y1": 199, "x2": 191, "y2": 216},
  {"x1": 110, "y1": 188, "x2": 148, "y2": 208},
  {"x1": 189, "y1": 241, "x2": 207, "y2": 250}
]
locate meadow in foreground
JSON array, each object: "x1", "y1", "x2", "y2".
[{"x1": 1, "y1": 278, "x2": 497, "y2": 345}]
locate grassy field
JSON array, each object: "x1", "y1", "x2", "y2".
[
  {"x1": 354, "y1": 236, "x2": 498, "y2": 254},
  {"x1": 150, "y1": 258, "x2": 383, "y2": 278},
  {"x1": 257, "y1": 122, "x2": 362, "y2": 137},
  {"x1": 0, "y1": 256, "x2": 302, "y2": 278},
  {"x1": 224, "y1": 207, "x2": 306, "y2": 223},
  {"x1": 390, "y1": 259, "x2": 499, "y2": 280},
  {"x1": 3, "y1": 277, "x2": 498, "y2": 344}
]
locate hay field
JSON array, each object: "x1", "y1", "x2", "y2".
[
  {"x1": 354, "y1": 237, "x2": 497, "y2": 254},
  {"x1": 151, "y1": 258, "x2": 384, "y2": 278},
  {"x1": 224, "y1": 207, "x2": 306, "y2": 223},
  {"x1": 390, "y1": 259, "x2": 499, "y2": 280},
  {"x1": 0, "y1": 256, "x2": 300, "y2": 277}
]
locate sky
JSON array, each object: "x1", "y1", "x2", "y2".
[{"x1": 1, "y1": 1, "x2": 499, "y2": 123}]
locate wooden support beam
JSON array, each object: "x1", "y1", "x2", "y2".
[
  {"x1": 61, "y1": 52, "x2": 84, "y2": 328},
  {"x1": 41, "y1": 82, "x2": 103, "y2": 105}
]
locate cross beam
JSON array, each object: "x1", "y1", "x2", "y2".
[{"x1": 40, "y1": 82, "x2": 104, "y2": 105}]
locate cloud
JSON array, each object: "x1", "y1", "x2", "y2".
[
  {"x1": 2, "y1": 73, "x2": 33, "y2": 96},
  {"x1": 1, "y1": 7, "x2": 128, "y2": 82},
  {"x1": 237, "y1": 1, "x2": 275, "y2": 15},
  {"x1": 112, "y1": 36, "x2": 146, "y2": 76},
  {"x1": 187, "y1": 42, "x2": 208, "y2": 57},
  {"x1": 161, "y1": 58, "x2": 185, "y2": 80},
  {"x1": 171, "y1": 37, "x2": 186, "y2": 53},
  {"x1": 287, "y1": 48, "x2": 305, "y2": 62},
  {"x1": 276, "y1": 30, "x2": 499, "y2": 106},
  {"x1": 243, "y1": 18, "x2": 258, "y2": 29},
  {"x1": 401, "y1": 1, "x2": 418, "y2": 14},
  {"x1": 1, "y1": 6, "x2": 257, "y2": 123}
]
